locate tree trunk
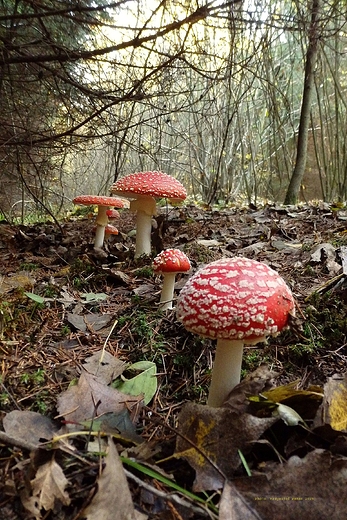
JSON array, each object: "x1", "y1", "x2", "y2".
[{"x1": 284, "y1": 0, "x2": 321, "y2": 205}]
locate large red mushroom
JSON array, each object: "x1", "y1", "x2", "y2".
[
  {"x1": 153, "y1": 249, "x2": 191, "y2": 311},
  {"x1": 111, "y1": 171, "x2": 186, "y2": 258},
  {"x1": 73, "y1": 195, "x2": 124, "y2": 249},
  {"x1": 176, "y1": 257, "x2": 295, "y2": 407}
]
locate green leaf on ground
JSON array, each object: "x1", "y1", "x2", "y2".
[
  {"x1": 112, "y1": 361, "x2": 157, "y2": 405},
  {"x1": 81, "y1": 292, "x2": 108, "y2": 302},
  {"x1": 24, "y1": 292, "x2": 45, "y2": 304}
]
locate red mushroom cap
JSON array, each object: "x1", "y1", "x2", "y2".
[
  {"x1": 111, "y1": 171, "x2": 187, "y2": 200},
  {"x1": 153, "y1": 249, "x2": 191, "y2": 274},
  {"x1": 104, "y1": 224, "x2": 119, "y2": 235},
  {"x1": 73, "y1": 195, "x2": 124, "y2": 208},
  {"x1": 176, "y1": 257, "x2": 295, "y2": 342},
  {"x1": 106, "y1": 209, "x2": 120, "y2": 219}
]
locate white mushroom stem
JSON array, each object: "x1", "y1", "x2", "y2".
[
  {"x1": 207, "y1": 339, "x2": 244, "y2": 408},
  {"x1": 159, "y1": 272, "x2": 176, "y2": 311},
  {"x1": 130, "y1": 197, "x2": 157, "y2": 258},
  {"x1": 94, "y1": 206, "x2": 109, "y2": 248},
  {"x1": 94, "y1": 225, "x2": 106, "y2": 248}
]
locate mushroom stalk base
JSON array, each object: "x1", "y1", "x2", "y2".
[
  {"x1": 94, "y1": 224, "x2": 106, "y2": 248},
  {"x1": 207, "y1": 339, "x2": 244, "y2": 408}
]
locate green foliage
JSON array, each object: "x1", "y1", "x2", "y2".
[
  {"x1": 135, "y1": 266, "x2": 154, "y2": 278},
  {"x1": 19, "y1": 263, "x2": 39, "y2": 271},
  {"x1": 242, "y1": 349, "x2": 271, "y2": 376},
  {"x1": 20, "y1": 369, "x2": 46, "y2": 386},
  {"x1": 0, "y1": 392, "x2": 10, "y2": 406},
  {"x1": 61, "y1": 325, "x2": 71, "y2": 336},
  {"x1": 24, "y1": 292, "x2": 46, "y2": 304},
  {"x1": 118, "y1": 311, "x2": 157, "y2": 342},
  {"x1": 43, "y1": 285, "x2": 59, "y2": 298}
]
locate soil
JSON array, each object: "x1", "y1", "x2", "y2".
[{"x1": 1, "y1": 201, "x2": 347, "y2": 519}]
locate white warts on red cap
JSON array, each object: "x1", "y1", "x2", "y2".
[{"x1": 176, "y1": 257, "x2": 295, "y2": 343}]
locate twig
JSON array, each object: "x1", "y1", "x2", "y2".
[{"x1": 124, "y1": 468, "x2": 218, "y2": 519}]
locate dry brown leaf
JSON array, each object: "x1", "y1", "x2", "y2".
[
  {"x1": 83, "y1": 350, "x2": 126, "y2": 384},
  {"x1": 22, "y1": 458, "x2": 70, "y2": 518},
  {"x1": 0, "y1": 271, "x2": 35, "y2": 294},
  {"x1": 57, "y1": 370, "x2": 143, "y2": 426},
  {"x1": 3, "y1": 410, "x2": 58, "y2": 447},
  {"x1": 219, "y1": 481, "x2": 263, "y2": 520},
  {"x1": 82, "y1": 439, "x2": 147, "y2": 520},
  {"x1": 314, "y1": 373, "x2": 347, "y2": 432},
  {"x1": 176, "y1": 402, "x2": 276, "y2": 491},
  {"x1": 233, "y1": 449, "x2": 347, "y2": 520}
]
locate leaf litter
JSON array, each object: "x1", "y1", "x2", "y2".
[{"x1": 2, "y1": 203, "x2": 347, "y2": 518}]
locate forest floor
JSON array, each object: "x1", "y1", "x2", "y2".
[{"x1": 1, "y1": 202, "x2": 347, "y2": 519}]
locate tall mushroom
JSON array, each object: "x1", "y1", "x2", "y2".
[
  {"x1": 176, "y1": 257, "x2": 295, "y2": 408},
  {"x1": 111, "y1": 171, "x2": 186, "y2": 258},
  {"x1": 153, "y1": 249, "x2": 191, "y2": 311},
  {"x1": 73, "y1": 195, "x2": 124, "y2": 249}
]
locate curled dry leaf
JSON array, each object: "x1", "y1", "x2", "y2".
[{"x1": 21, "y1": 458, "x2": 70, "y2": 519}]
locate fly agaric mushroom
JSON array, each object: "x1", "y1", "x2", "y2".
[
  {"x1": 104, "y1": 224, "x2": 119, "y2": 241},
  {"x1": 176, "y1": 257, "x2": 295, "y2": 408},
  {"x1": 106, "y1": 209, "x2": 120, "y2": 220},
  {"x1": 111, "y1": 171, "x2": 186, "y2": 258},
  {"x1": 153, "y1": 249, "x2": 191, "y2": 311},
  {"x1": 73, "y1": 195, "x2": 124, "y2": 249}
]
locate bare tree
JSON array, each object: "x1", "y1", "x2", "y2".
[{"x1": 284, "y1": 0, "x2": 321, "y2": 205}]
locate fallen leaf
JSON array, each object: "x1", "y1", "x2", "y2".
[
  {"x1": 22, "y1": 458, "x2": 70, "y2": 517},
  {"x1": 275, "y1": 403, "x2": 307, "y2": 427},
  {"x1": 310, "y1": 242, "x2": 341, "y2": 275},
  {"x1": 57, "y1": 370, "x2": 143, "y2": 426},
  {"x1": 108, "y1": 268, "x2": 132, "y2": 284},
  {"x1": 3, "y1": 410, "x2": 58, "y2": 446},
  {"x1": 82, "y1": 438, "x2": 146, "y2": 520},
  {"x1": 0, "y1": 271, "x2": 35, "y2": 294},
  {"x1": 219, "y1": 480, "x2": 263, "y2": 520},
  {"x1": 176, "y1": 402, "x2": 276, "y2": 491},
  {"x1": 261, "y1": 382, "x2": 323, "y2": 403},
  {"x1": 113, "y1": 361, "x2": 157, "y2": 405},
  {"x1": 81, "y1": 292, "x2": 108, "y2": 302},
  {"x1": 83, "y1": 350, "x2": 126, "y2": 384},
  {"x1": 24, "y1": 292, "x2": 45, "y2": 304},
  {"x1": 67, "y1": 312, "x2": 113, "y2": 332},
  {"x1": 81, "y1": 410, "x2": 144, "y2": 445},
  {"x1": 233, "y1": 449, "x2": 347, "y2": 520},
  {"x1": 340, "y1": 246, "x2": 347, "y2": 274},
  {"x1": 271, "y1": 239, "x2": 302, "y2": 252},
  {"x1": 314, "y1": 373, "x2": 347, "y2": 432}
]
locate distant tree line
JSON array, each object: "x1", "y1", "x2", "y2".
[{"x1": 0, "y1": 0, "x2": 346, "y2": 221}]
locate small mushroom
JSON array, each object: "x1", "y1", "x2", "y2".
[
  {"x1": 106, "y1": 209, "x2": 120, "y2": 220},
  {"x1": 73, "y1": 195, "x2": 124, "y2": 248},
  {"x1": 104, "y1": 224, "x2": 119, "y2": 242},
  {"x1": 176, "y1": 257, "x2": 295, "y2": 407},
  {"x1": 111, "y1": 171, "x2": 186, "y2": 258},
  {"x1": 153, "y1": 249, "x2": 191, "y2": 311}
]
